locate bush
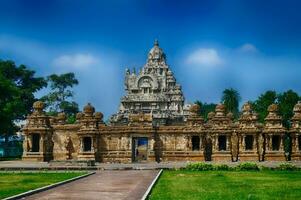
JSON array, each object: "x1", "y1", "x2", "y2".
[
  {"x1": 214, "y1": 164, "x2": 231, "y2": 171},
  {"x1": 186, "y1": 162, "x2": 214, "y2": 171},
  {"x1": 277, "y1": 163, "x2": 298, "y2": 171},
  {"x1": 236, "y1": 162, "x2": 259, "y2": 171}
]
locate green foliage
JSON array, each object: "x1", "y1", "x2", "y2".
[
  {"x1": 41, "y1": 73, "x2": 79, "y2": 123},
  {"x1": 214, "y1": 164, "x2": 230, "y2": 171},
  {"x1": 0, "y1": 60, "x2": 46, "y2": 135},
  {"x1": 221, "y1": 88, "x2": 241, "y2": 118},
  {"x1": 252, "y1": 90, "x2": 300, "y2": 127},
  {"x1": 278, "y1": 90, "x2": 300, "y2": 128},
  {"x1": 186, "y1": 162, "x2": 214, "y2": 171},
  {"x1": 277, "y1": 163, "x2": 298, "y2": 171},
  {"x1": 236, "y1": 162, "x2": 259, "y2": 171},
  {"x1": 250, "y1": 91, "x2": 277, "y2": 123},
  {"x1": 194, "y1": 100, "x2": 217, "y2": 120}
]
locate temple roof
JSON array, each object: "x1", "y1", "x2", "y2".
[{"x1": 147, "y1": 39, "x2": 166, "y2": 64}]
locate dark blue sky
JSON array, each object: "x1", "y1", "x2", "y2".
[{"x1": 1, "y1": 0, "x2": 301, "y2": 118}]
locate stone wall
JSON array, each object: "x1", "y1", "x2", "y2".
[{"x1": 22, "y1": 101, "x2": 301, "y2": 163}]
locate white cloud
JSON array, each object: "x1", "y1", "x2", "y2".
[
  {"x1": 239, "y1": 43, "x2": 258, "y2": 53},
  {"x1": 186, "y1": 48, "x2": 223, "y2": 66},
  {"x1": 53, "y1": 53, "x2": 99, "y2": 70}
]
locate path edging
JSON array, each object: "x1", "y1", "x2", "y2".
[
  {"x1": 3, "y1": 171, "x2": 95, "y2": 200},
  {"x1": 141, "y1": 169, "x2": 163, "y2": 200}
]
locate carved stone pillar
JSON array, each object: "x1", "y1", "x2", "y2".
[
  {"x1": 226, "y1": 135, "x2": 230, "y2": 151},
  {"x1": 294, "y1": 134, "x2": 301, "y2": 151},
  {"x1": 242, "y1": 134, "x2": 245, "y2": 151},
  {"x1": 279, "y1": 136, "x2": 284, "y2": 151}
]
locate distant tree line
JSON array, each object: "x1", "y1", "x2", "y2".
[{"x1": 0, "y1": 59, "x2": 79, "y2": 142}]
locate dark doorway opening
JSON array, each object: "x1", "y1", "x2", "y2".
[
  {"x1": 83, "y1": 137, "x2": 92, "y2": 152},
  {"x1": 245, "y1": 135, "x2": 254, "y2": 150},
  {"x1": 218, "y1": 135, "x2": 227, "y2": 151},
  {"x1": 132, "y1": 137, "x2": 148, "y2": 162},
  {"x1": 192, "y1": 136, "x2": 200, "y2": 151},
  {"x1": 272, "y1": 135, "x2": 281, "y2": 151},
  {"x1": 32, "y1": 134, "x2": 40, "y2": 152}
]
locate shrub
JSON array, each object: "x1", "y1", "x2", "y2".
[
  {"x1": 214, "y1": 164, "x2": 230, "y2": 171},
  {"x1": 186, "y1": 162, "x2": 214, "y2": 171},
  {"x1": 236, "y1": 162, "x2": 259, "y2": 171},
  {"x1": 277, "y1": 163, "x2": 298, "y2": 171}
]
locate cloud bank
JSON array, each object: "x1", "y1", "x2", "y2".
[
  {"x1": 186, "y1": 48, "x2": 223, "y2": 67},
  {"x1": 239, "y1": 43, "x2": 258, "y2": 53},
  {"x1": 53, "y1": 53, "x2": 99, "y2": 70}
]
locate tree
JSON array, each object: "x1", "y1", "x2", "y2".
[
  {"x1": 195, "y1": 100, "x2": 217, "y2": 120},
  {"x1": 221, "y1": 88, "x2": 241, "y2": 118},
  {"x1": 277, "y1": 90, "x2": 300, "y2": 128},
  {"x1": 41, "y1": 73, "x2": 79, "y2": 123},
  {"x1": 251, "y1": 90, "x2": 277, "y2": 123},
  {"x1": 0, "y1": 60, "x2": 46, "y2": 138}
]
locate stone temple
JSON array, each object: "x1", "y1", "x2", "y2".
[
  {"x1": 110, "y1": 40, "x2": 186, "y2": 125},
  {"x1": 22, "y1": 41, "x2": 301, "y2": 163}
]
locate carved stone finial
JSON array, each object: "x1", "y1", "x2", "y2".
[
  {"x1": 57, "y1": 112, "x2": 66, "y2": 122},
  {"x1": 215, "y1": 104, "x2": 226, "y2": 117},
  {"x1": 293, "y1": 101, "x2": 301, "y2": 113},
  {"x1": 83, "y1": 103, "x2": 95, "y2": 116},
  {"x1": 242, "y1": 102, "x2": 252, "y2": 113},
  {"x1": 95, "y1": 112, "x2": 104, "y2": 121},
  {"x1": 147, "y1": 40, "x2": 166, "y2": 64},
  {"x1": 189, "y1": 104, "x2": 201, "y2": 116},
  {"x1": 76, "y1": 112, "x2": 83, "y2": 120},
  {"x1": 265, "y1": 103, "x2": 282, "y2": 123},
  {"x1": 227, "y1": 112, "x2": 234, "y2": 119},
  {"x1": 292, "y1": 101, "x2": 301, "y2": 123},
  {"x1": 215, "y1": 104, "x2": 225, "y2": 112},
  {"x1": 207, "y1": 112, "x2": 215, "y2": 120},
  {"x1": 267, "y1": 103, "x2": 278, "y2": 112},
  {"x1": 33, "y1": 101, "x2": 44, "y2": 113}
]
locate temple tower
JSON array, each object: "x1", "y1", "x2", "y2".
[{"x1": 110, "y1": 40, "x2": 185, "y2": 125}]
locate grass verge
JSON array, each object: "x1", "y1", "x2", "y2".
[
  {"x1": 148, "y1": 170, "x2": 301, "y2": 200},
  {"x1": 0, "y1": 172, "x2": 86, "y2": 199}
]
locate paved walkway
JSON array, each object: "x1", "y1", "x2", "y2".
[{"x1": 22, "y1": 170, "x2": 159, "y2": 200}]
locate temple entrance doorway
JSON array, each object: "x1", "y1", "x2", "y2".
[
  {"x1": 32, "y1": 134, "x2": 40, "y2": 152},
  {"x1": 132, "y1": 137, "x2": 148, "y2": 162},
  {"x1": 83, "y1": 137, "x2": 92, "y2": 152}
]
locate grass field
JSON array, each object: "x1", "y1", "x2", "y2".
[
  {"x1": 0, "y1": 172, "x2": 85, "y2": 199},
  {"x1": 148, "y1": 170, "x2": 301, "y2": 200}
]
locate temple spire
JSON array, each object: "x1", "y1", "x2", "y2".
[{"x1": 147, "y1": 39, "x2": 166, "y2": 64}]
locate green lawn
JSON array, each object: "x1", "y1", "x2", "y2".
[
  {"x1": 149, "y1": 170, "x2": 301, "y2": 200},
  {"x1": 0, "y1": 172, "x2": 86, "y2": 199}
]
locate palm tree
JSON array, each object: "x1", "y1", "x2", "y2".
[{"x1": 221, "y1": 88, "x2": 241, "y2": 117}]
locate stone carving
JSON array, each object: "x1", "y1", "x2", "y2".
[
  {"x1": 64, "y1": 136, "x2": 73, "y2": 160},
  {"x1": 231, "y1": 131, "x2": 238, "y2": 162},
  {"x1": 110, "y1": 40, "x2": 186, "y2": 125},
  {"x1": 258, "y1": 133, "x2": 264, "y2": 161}
]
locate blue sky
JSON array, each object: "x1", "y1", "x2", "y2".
[{"x1": 1, "y1": 0, "x2": 301, "y2": 118}]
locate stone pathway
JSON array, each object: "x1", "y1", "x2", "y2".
[{"x1": 22, "y1": 170, "x2": 159, "y2": 200}]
